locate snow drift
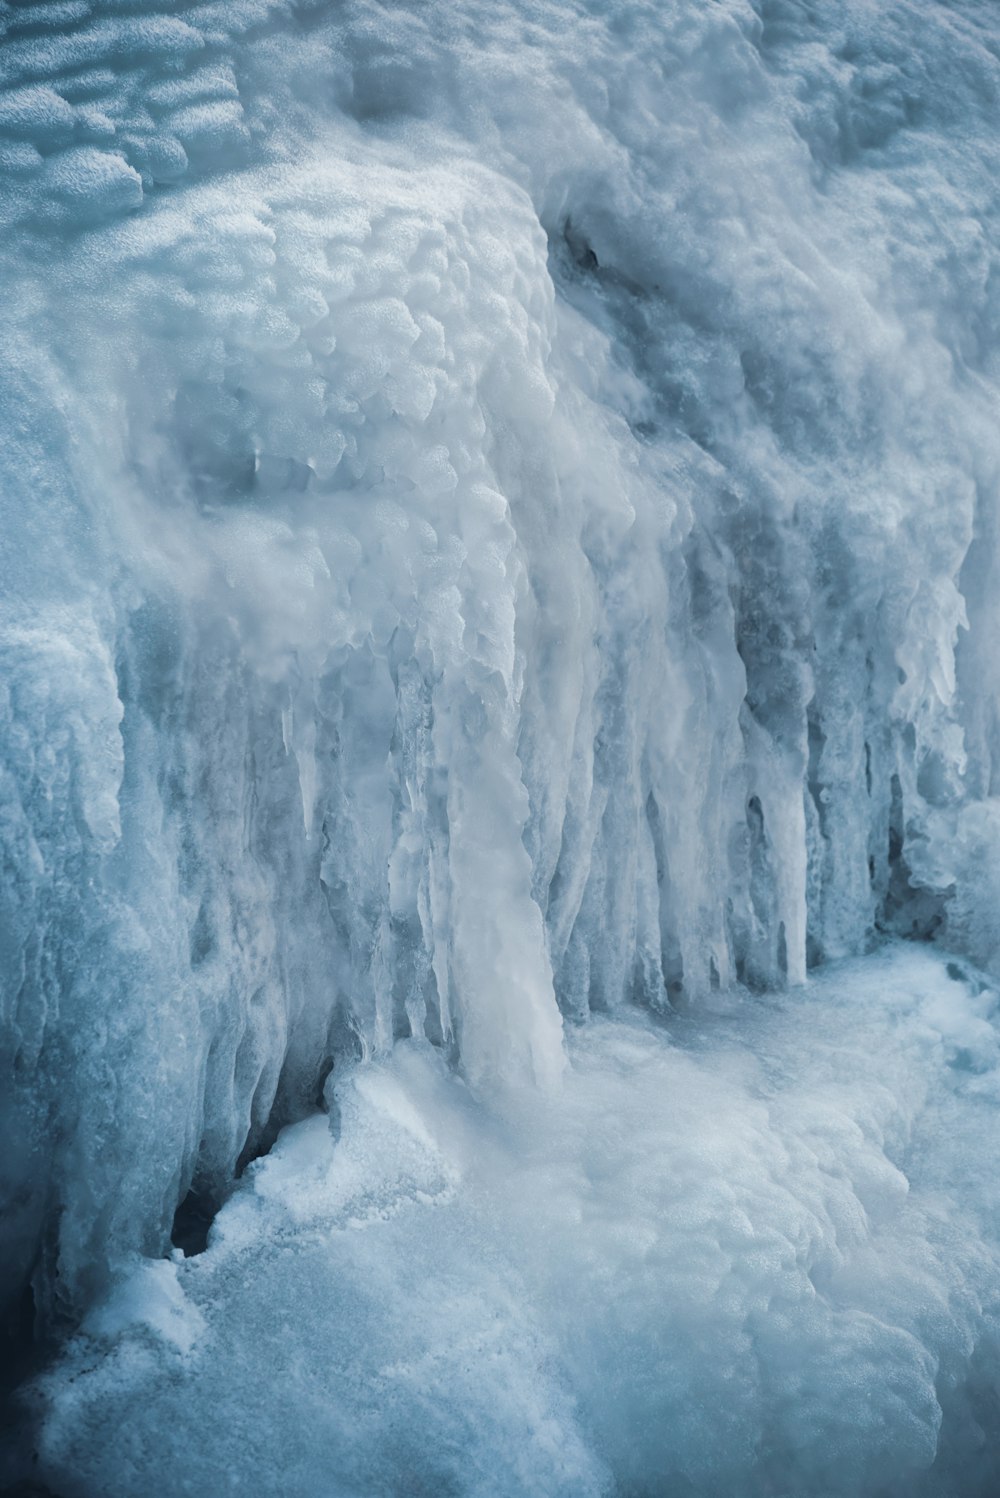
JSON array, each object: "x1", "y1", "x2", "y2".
[{"x1": 25, "y1": 948, "x2": 1000, "y2": 1496}]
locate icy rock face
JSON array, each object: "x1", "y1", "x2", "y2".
[{"x1": 2, "y1": 0, "x2": 1000, "y2": 1320}]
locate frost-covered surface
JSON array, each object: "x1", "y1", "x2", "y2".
[
  {"x1": 22, "y1": 947, "x2": 1000, "y2": 1496},
  {"x1": 2, "y1": 0, "x2": 1000, "y2": 1408}
]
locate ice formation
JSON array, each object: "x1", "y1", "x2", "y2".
[{"x1": 2, "y1": 0, "x2": 1000, "y2": 1491}]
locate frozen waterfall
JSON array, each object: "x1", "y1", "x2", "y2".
[{"x1": 2, "y1": 0, "x2": 1000, "y2": 1493}]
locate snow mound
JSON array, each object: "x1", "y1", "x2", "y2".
[{"x1": 26, "y1": 947, "x2": 1000, "y2": 1497}]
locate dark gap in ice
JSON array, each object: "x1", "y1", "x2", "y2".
[
  {"x1": 0, "y1": 1482, "x2": 66, "y2": 1497},
  {"x1": 0, "y1": 1284, "x2": 38, "y2": 1438},
  {"x1": 235, "y1": 1115, "x2": 284, "y2": 1179},
  {"x1": 0, "y1": 1283, "x2": 70, "y2": 1498},
  {"x1": 881, "y1": 772, "x2": 952, "y2": 942},
  {"x1": 170, "y1": 1186, "x2": 221, "y2": 1259},
  {"x1": 315, "y1": 1055, "x2": 336, "y2": 1110},
  {"x1": 562, "y1": 217, "x2": 599, "y2": 273},
  {"x1": 174, "y1": 1050, "x2": 347, "y2": 1259}
]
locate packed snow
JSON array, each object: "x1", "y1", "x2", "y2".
[
  {"x1": 2, "y1": 0, "x2": 1000, "y2": 1491},
  {"x1": 24, "y1": 948, "x2": 1000, "y2": 1496}
]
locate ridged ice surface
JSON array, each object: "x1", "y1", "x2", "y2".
[{"x1": 2, "y1": 0, "x2": 1000, "y2": 1485}]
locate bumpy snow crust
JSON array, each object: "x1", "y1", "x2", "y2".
[
  {"x1": 2, "y1": 0, "x2": 1000, "y2": 1483},
  {"x1": 28, "y1": 949, "x2": 1000, "y2": 1496}
]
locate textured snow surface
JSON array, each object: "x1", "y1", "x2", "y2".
[
  {"x1": 3, "y1": 0, "x2": 1000, "y2": 1479},
  {"x1": 26, "y1": 948, "x2": 1000, "y2": 1496}
]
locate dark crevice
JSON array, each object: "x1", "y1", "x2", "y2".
[
  {"x1": 0, "y1": 1281, "x2": 70, "y2": 1498},
  {"x1": 879, "y1": 771, "x2": 951, "y2": 940},
  {"x1": 0, "y1": 1286, "x2": 36, "y2": 1406},
  {"x1": 170, "y1": 1186, "x2": 222, "y2": 1259},
  {"x1": 315, "y1": 1055, "x2": 336, "y2": 1109},
  {"x1": 805, "y1": 700, "x2": 828, "y2": 968},
  {"x1": 562, "y1": 216, "x2": 599, "y2": 273},
  {"x1": 173, "y1": 1039, "x2": 349, "y2": 1258},
  {"x1": 235, "y1": 1112, "x2": 284, "y2": 1179},
  {"x1": 806, "y1": 930, "x2": 823, "y2": 970},
  {"x1": 644, "y1": 788, "x2": 684, "y2": 1008},
  {"x1": 0, "y1": 1484, "x2": 66, "y2": 1496}
]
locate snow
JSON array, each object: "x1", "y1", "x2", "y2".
[{"x1": 27, "y1": 947, "x2": 1000, "y2": 1496}]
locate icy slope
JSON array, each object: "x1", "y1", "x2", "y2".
[
  {"x1": 2, "y1": 0, "x2": 1000, "y2": 1334},
  {"x1": 26, "y1": 947, "x2": 1000, "y2": 1497}
]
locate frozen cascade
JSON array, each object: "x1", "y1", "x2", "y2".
[{"x1": 2, "y1": 0, "x2": 1000, "y2": 1491}]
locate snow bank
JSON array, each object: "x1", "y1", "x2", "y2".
[{"x1": 26, "y1": 947, "x2": 1000, "y2": 1496}]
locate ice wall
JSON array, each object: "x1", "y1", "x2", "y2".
[{"x1": 2, "y1": 0, "x2": 1000, "y2": 1323}]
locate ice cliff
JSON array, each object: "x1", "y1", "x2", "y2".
[{"x1": 2, "y1": 2, "x2": 1000, "y2": 1478}]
